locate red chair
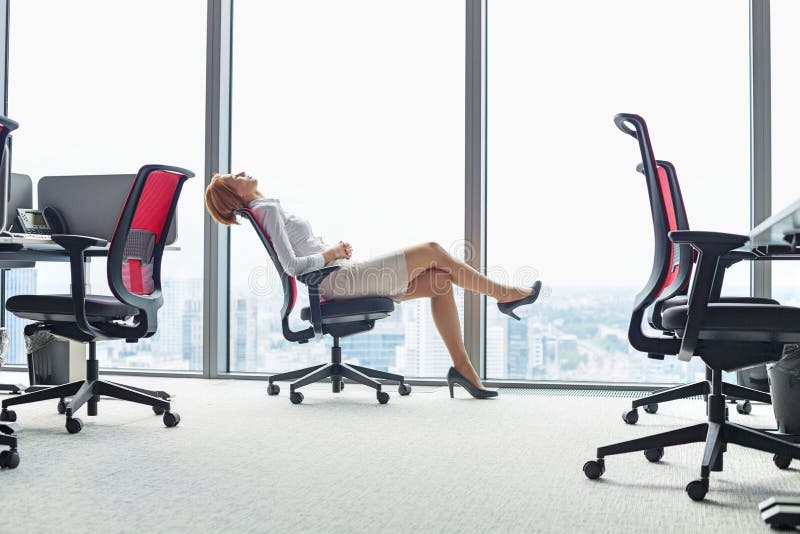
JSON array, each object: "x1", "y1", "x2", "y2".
[
  {"x1": 613, "y1": 113, "x2": 774, "y2": 424},
  {"x1": 584, "y1": 113, "x2": 800, "y2": 501},
  {"x1": 236, "y1": 208, "x2": 411, "y2": 405},
  {"x1": 0, "y1": 164, "x2": 194, "y2": 434}
]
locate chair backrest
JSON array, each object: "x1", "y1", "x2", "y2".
[
  {"x1": 0, "y1": 115, "x2": 18, "y2": 152},
  {"x1": 107, "y1": 164, "x2": 194, "y2": 334},
  {"x1": 234, "y1": 208, "x2": 298, "y2": 321},
  {"x1": 0, "y1": 116, "x2": 20, "y2": 232},
  {"x1": 614, "y1": 113, "x2": 683, "y2": 356}
]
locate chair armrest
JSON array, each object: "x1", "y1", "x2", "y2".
[
  {"x1": 668, "y1": 231, "x2": 748, "y2": 362},
  {"x1": 52, "y1": 234, "x2": 106, "y2": 338},
  {"x1": 297, "y1": 265, "x2": 341, "y2": 286},
  {"x1": 51, "y1": 234, "x2": 108, "y2": 251},
  {"x1": 298, "y1": 266, "x2": 341, "y2": 337},
  {"x1": 669, "y1": 231, "x2": 748, "y2": 250},
  {"x1": 298, "y1": 266, "x2": 341, "y2": 336}
]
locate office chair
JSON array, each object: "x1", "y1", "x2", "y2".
[
  {"x1": 583, "y1": 115, "x2": 800, "y2": 501},
  {"x1": 614, "y1": 113, "x2": 773, "y2": 424},
  {"x1": 0, "y1": 115, "x2": 23, "y2": 402},
  {"x1": 236, "y1": 208, "x2": 411, "y2": 404},
  {"x1": 0, "y1": 164, "x2": 194, "y2": 434}
]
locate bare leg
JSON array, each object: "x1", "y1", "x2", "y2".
[
  {"x1": 403, "y1": 241, "x2": 531, "y2": 303},
  {"x1": 401, "y1": 268, "x2": 486, "y2": 390}
]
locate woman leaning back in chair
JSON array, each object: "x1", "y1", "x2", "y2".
[{"x1": 205, "y1": 172, "x2": 542, "y2": 398}]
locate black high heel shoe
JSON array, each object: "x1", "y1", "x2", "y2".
[
  {"x1": 497, "y1": 280, "x2": 542, "y2": 321},
  {"x1": 447, "y1": 367, "x2": 498, "y2": 399}
]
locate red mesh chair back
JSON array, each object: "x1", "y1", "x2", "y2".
[
  {"x1": 235, "y1": 208, "x2": 298, "y2": 321},
  {"x1": 107, "y1": 165, "x2": 193, "y2": 327}
]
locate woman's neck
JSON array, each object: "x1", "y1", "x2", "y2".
[{"x1": 240, "y1": 191, "x2": 263, "y2": 205}]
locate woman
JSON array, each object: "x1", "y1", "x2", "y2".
[{"x1": 205, "y1": 172, "x2": 541, "y2": 398}]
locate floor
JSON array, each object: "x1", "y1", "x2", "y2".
[{"x1": 0, "y1": 371, "x2": 795, "y2": 533}]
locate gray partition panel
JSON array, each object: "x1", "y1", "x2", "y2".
[
  {"x1": 37, "y1": 174, "x2": 177, "y2": 244},
  {"x1": 8, "y1": 173, "x2": 32, "y2": 231}
]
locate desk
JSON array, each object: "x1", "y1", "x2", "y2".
[{"x1": 745, "y1": 198, "x2": 800, "y2": 257}]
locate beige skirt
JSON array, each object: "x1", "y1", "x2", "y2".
[{"x1": 318, "y1": 249, "x2": 409, "y2": 303}]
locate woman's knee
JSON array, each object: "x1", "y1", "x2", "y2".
[{"x1": 429, "y1": 268, "x2": 452, "y2": 296}]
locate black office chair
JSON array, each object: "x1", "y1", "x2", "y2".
[
  {"x1": 236, "y1": 208, "x2": 411, "y2": 404},
  {"x1": 0, "y1": 115, "x2": 22, "y2": 397},
  {"x1": 0, "y1": 114, "x2": 20, "y2": 468},
  {"x1": 0, "y1": 164, "x2": 194, "y2": 434},
  {"x1": 615, "y1": 113, "x2": 774, "y2": 424},
  {"x1": 583, "y1": 116, "x2": 800, "y2": 501}
]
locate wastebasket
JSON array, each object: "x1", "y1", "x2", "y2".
[
  {"x1": 737, "y1": 364, "x2": 771, "y2": 394},
  {"x1": 767, "y1": 344, "x2": 800, "y2": 434},
  {"x1": 26, "y1": 331, "x2": 85, "y2": 386}
]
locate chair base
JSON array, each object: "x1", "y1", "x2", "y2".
[
  {"x1": 267, "y1": 337, "x2": 410, "y2": 404},
  {"x1": 0, "y1": 341, "x2": 179, "y2": 434},
  {"x1": 627, "y1": 374, "x2": 771, "y2": 422},
  {"x1": 0, "y1": 383, "x2": 22, "y2": 395},
  {"x1": 586, "y1": 369, "x2": 800, "y2": 501}
]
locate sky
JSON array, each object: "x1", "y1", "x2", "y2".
[{"x1": 6, "y1": 0, "x2": 800, "y2": 299}]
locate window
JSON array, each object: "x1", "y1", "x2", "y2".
[
  {"x1": 229, "y1": 0, "x2": 464, "y2": 376},
  {"x1": 771, "y1": 0, "x2": 800, "y2": 307},
  {"x1": 5, "y1": 0, "x2": 206, "y2": 370},
  {"x1": 486, "y1": 0, "x2": 749, "y2": 382}
]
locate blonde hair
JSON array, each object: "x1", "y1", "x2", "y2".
[{"x1": 205, "y1": 174, "x2": 243, "y2": 225}]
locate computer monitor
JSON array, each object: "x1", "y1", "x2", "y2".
[{"x1": 37, "y1": 174, "x2": 178, "y2": 244}]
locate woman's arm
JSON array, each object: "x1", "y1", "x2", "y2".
[{"x1": 260, "y1": 205, "x2": 346, "y2": 275}]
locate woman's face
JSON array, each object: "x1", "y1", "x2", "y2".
[{"x1": 217, "y1": 171, "x2": 259, "y2": 198}]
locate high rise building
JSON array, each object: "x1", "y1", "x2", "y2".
[
  {"x1": 182, "y1": 299, "x2": 203, "y2": 369},
  {"x1": 3, "y1": 268, "x2": 36, "y2": 365}
]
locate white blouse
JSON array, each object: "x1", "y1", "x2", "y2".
[{"x1": 248, "y1": 197, "x2": 327, "y2": 276}]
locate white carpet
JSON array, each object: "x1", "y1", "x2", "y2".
[{"x1": 0, "y1": 371, "x2": 796, "y2": 533}]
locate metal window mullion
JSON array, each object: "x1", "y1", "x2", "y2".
[
  {"x1": 465, "y1": 0, "x2": 486, "y2": 376},
  {"x1": 750, "y1": 0, "x2": 771, "y2": 298},
  {"x1": 203, "y1": 0, "x2": 233, "y2": 378}
]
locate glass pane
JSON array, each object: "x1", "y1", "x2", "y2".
[
  {"x1": 771, "y1": 0, "x2": 800, "y2": 305},
  {"x1": 230, "y1": 0, "x2": 464, "y2": 376},
  {"x1": 6, "y1": 1, "x2": 206, "y2": 370},
  {"x1": 486, "y1": 0, "x2": 749, "y2": 382}
]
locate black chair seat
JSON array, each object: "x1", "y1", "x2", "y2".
[
  {"x1": 300, "y1": 297, "x2": 394, "y2": 322},
  {"x1": 6, "y1": 294, "x2": 138, "y2": 323},
  {"x1": 662, "y1": 303, "x2": 800, "y2": 333},
  {"x1": 661, "y1": 295, "x2": 778, "y2": 312}
]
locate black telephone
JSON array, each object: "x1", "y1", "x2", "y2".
[{"x1": 16, "y1": 208, "x2": 53, "y2": 235}]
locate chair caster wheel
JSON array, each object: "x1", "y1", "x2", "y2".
[
  {"x1": 267, "y1": 383, "x2": 280, "y2": 396},
  {"x1": 0, "y1": 449, "x2": 19, "y2": 469},
  {"x1": 644, "y1": 403, "x2": 659, "y2": 414},
  {"x1": 377, "y1": 391, "x2": 390, "y2": 404},
  {"x1": 398, "y1": 384, "x2": 412, "y2": 396},
  {"x1": 152, "y1": 405, "x2": 166, "y2": 416},
  {"x1": 773, "y1": 454, "x2": 792, "y2": 470},
  {"x1": 583, "y1": 460, "x2": 605, "y2": 480},
  {"x1": 66, "y1": 417, "x2": 84, "y2": 434},
  {"x1": 644, "y1": 447, "x2": 664, "y2": 463},
  {"x1": 736, "y1": 400, "x2": 752, "y2": 415},
  {"x1": 332, "y1": 379, "x2": 345, "y2": 393},
  {"x1": 0, "y1": 409, "x2": 16, "y2": 423},
  {"x1": 290, "y1": 391, "x2": 304, "y2": 405},
  {"x1": 57, "y1": 399, "x2": 67, "y2": 415},
  {"x1": 163, "y1": 412, "x2": 180, "y2": 427},
  {"x1": 686, "y1": 479, "x2": 708, "y2": 501},
  {"x1": 622, "y1": 409, "x2": 639, "y2": 425}
]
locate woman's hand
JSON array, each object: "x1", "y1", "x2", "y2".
[
  {"x1": 339, "y1": 241, "x2": 353, "y2": 259},
  {"x1": 323, "y1": 241, "x2": 353, "y2": 265}
]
